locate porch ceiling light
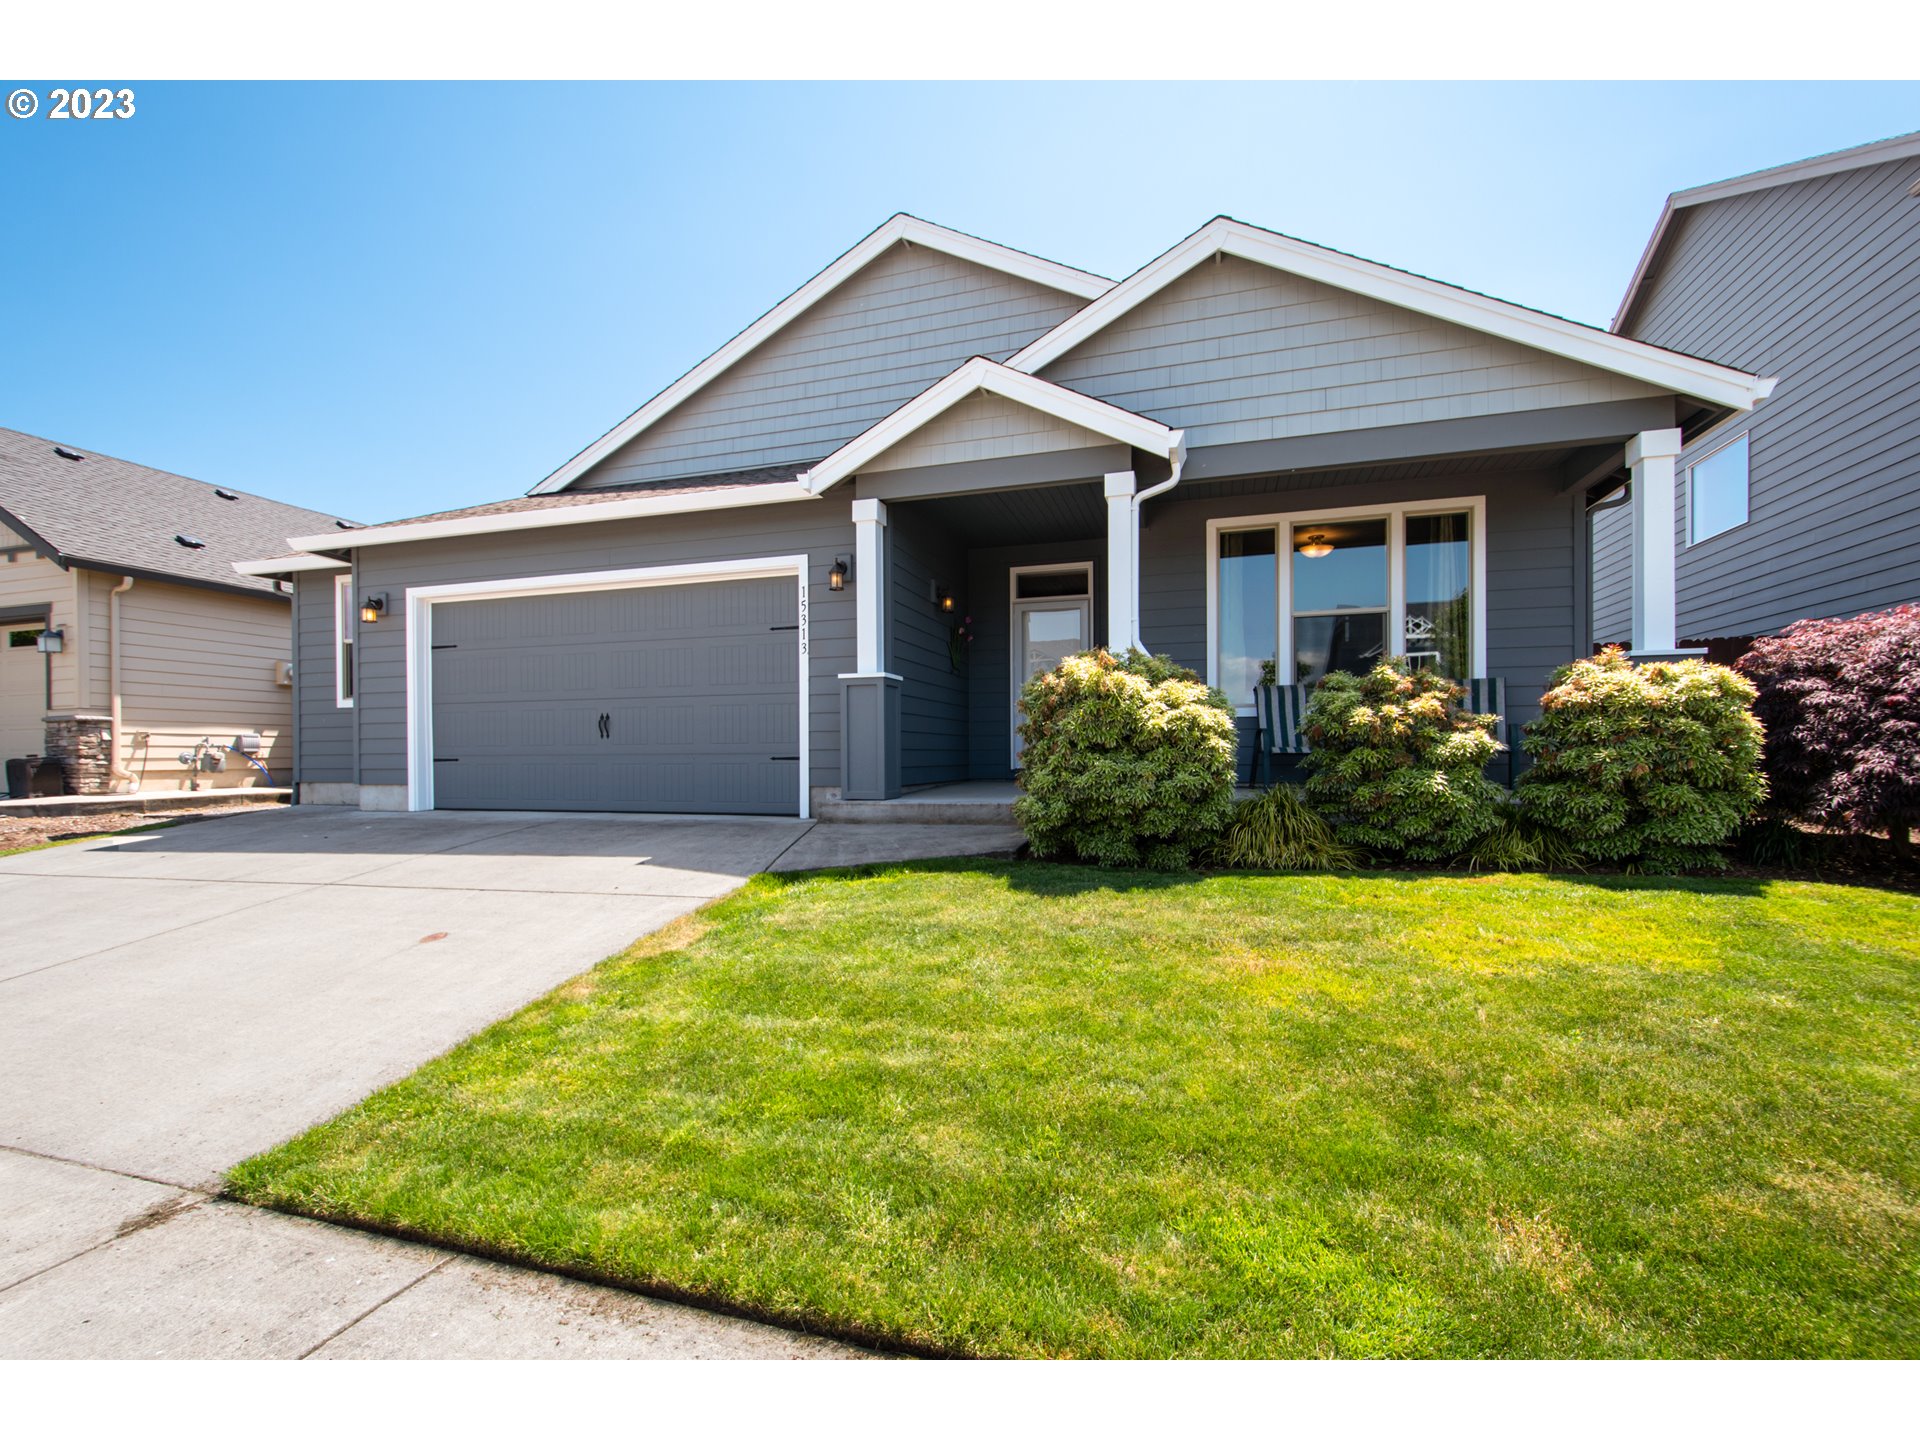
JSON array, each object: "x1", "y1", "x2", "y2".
[
  {"x1": 360, "y1": 592, "x2": 387, "y2": 624},
  {"x1": 1297, "y1": 533, "x2": 1335, "y2": 559}
]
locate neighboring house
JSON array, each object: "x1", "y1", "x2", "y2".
[
  {"x1": 0, "y1": 427, "x2": 353, "y2": 794},
  {"x1": 244, "y1": 213, "x2": 1771, "y2": 816},
  {"x1": 1594, "y1": 130, "x2": 1920, "y2": 656}
]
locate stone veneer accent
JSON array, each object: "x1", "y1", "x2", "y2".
[{"x1": 40, "y1": 712, "x2": 114, "y2": 795}]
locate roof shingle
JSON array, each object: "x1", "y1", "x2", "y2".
[{"x1": 0, "y1": 427, "x2": 354, "y2": 597}]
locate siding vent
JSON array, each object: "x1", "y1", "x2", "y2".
[
  {"x1": 214, "y1": 488, "x2": 239, "y2": 500},
  {"x1": 174, "y1": 533, "x2": 208, "y2": 549},
  {"x1": 52, "y1": 446, "x2": 85, "y2": 462}
]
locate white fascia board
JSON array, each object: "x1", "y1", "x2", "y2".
[
  {"x1": 1013, "y1": 218, "x2": 1777, "y2": 413},
  {"x1": 286, "y1": 482, "x2": 817, "y2": 554},
  {"x1": 233, "y1": 553, "x2": 350, "y2": 576},
  {"x1": 797, "y1": 357, "x2": 1182, "y2": 495},
  {"x1": 526, "y1": 215, "x2": 1113, "y2": 497},
  {"x1": 1615, "y1": 129, "x2": 1920, "y2": 331}
]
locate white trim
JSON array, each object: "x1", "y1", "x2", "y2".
[
  {"x1": 402, "y1": 555, "x2": 812, "y2": 818},
  {"x1": 1009, "y1": 218, "x2": 1776, "y2": 413},
  {"x1": 1684, "y1": 429, "x2": 1752, "y2": 548},
  {"x1": 333, "y1": 573, "x2": 355, "y2": 710},
  {"x1": 234, "y1": 554, "x2": 348, "y2": 577},
  {"x1": 1008, "y1": 562, "x2": 1094, "y2": 767},
  {"x1": 852, "y1": 497, "x2": 887, "y2": 674},
  {"x1": 528, "y1": 215, "x2": 1113, "y2": 497},
  {"x1": 285, "y1": 483, "x2": 817, "y2": 554},
  {"x1": 1615, "y1": 130, "x2": 1920, "y2": 331},
  {"x1": 798, "y1": 357, "x2": 1184, "y2": 495},
  {"x1": 1205, "y1": 496, "x2": 1488, "y2": 713}
]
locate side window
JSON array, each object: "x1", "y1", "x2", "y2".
[
  {"x1": 1689, "y1": 434, "x2": 1750, "y2": 544},
  {"x1": 334, "y1": 574, "x2": 355, "y2": 706}
]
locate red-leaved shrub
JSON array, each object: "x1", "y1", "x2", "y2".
[{"x1": 1736, "y1": 604, "x2": 1920, "y2": 857}]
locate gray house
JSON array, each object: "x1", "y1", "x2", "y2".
[
  {"x1": 243, "y1": 214, "x2": 1771, "y2": 816},
  {"x1": 1594, "y1": 130, "x2": 1920, "y2": 655}
]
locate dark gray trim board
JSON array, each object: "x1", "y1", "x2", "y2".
[
  {"x1": 854, "y1": 443, "x2": 1130, "y2": 502},
  {"x1": 1183, "y1": 397, "x2": 1682, "y2": 485}
]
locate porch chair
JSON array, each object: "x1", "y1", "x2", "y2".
[
  {"x1": 1251, "y1": 682, "x2": 1316, "y2": 785},
  {"x1": 1461, "y1": 676, "x2": 1518, "y2": 786},
  {"x1": 1253, "y1": 676, "x2": 1517, "y2": 786}
]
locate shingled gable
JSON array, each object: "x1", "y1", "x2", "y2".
[
  {"x1": 1007, "y1": 216, "x2": 1776, "y2": 414},
  {"x1": 527, "y1": 215, "x2": 1114, "y2": 497}
]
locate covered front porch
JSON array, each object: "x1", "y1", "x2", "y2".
[{"x1": 813, "y1": 361, "x2": 1708, "y2": 804}]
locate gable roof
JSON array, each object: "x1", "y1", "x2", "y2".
[
  {"x1": 1008, "y1": 216, "x2": 1775, "y2": 415},
  {"x1": 0, "y1": 426, "x2": 355, "y2": 598},
  {"x1": 798, "y1": 357, "x2": 1182, "y2": 494},
  {"x1": 527, "y1": 214, "x2": 1115, "y2": 497},
  {"x1": 1614, "y1": 129, "x2": 1920, "y2": 333}
]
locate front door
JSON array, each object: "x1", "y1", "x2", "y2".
[{"x1": 1010, "y1": 564, "x2": 1093, "y2": 766}]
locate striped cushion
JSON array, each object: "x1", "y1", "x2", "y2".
[
  {"x1": 1463, "y1": 677, "x2": 1506, "y2": 722},
  {"x1": 1254, "y1": 683, "x2": 1315, "y2": 754}
]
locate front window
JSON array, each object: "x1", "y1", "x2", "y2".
[
  {"x1": 1689, "y1": 433, "x2": 1749, "y2": 544},
  {"x1": 1211, "y1": 500, "x2": 1481, "y2": 706},
  {"x1": 334, "y1": 574, "x2": 355, "y2": 707},
  {"x1": 1291, "y1": 518, "x2": 1387, "y2": 684}
]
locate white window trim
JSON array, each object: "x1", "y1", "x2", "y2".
[
  {"x1": 401, "y1": 556, "x2": 811, "y2": 817},
  {"x1": 333, "y1": 573, "x2": 355, "y2": 709},
  {"x1": 1205, "y1": 495, "x2": 1488, "y2": 715},
  {"x1": 1007, "y1": 562, "x2": 1094, "y2": 767},
  {"x1": 1684, "y1": 430, "x2": 1751, "y2": 548}
]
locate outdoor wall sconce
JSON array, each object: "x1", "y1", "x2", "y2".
[
  {"x1": 828, "y1": 556, "x2": 850, "y2": 592},
  {"x1": 360, "y1": 592, "x2": 387, "y2": 624},
  {"x1": 939, "y1": 589, "x2": 956, "y2": 614},
  {"x1": 35, "y1": 628, "x2": 64, "y2": 654},
  {"x1": 930, "y1": 579, "x2": 955, "y2": 612}
]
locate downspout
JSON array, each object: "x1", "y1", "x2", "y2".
[
  {"x1": 1129, "y1": 437, "x2": 1186, "y2": 654},
  {"x1": 108, "y1": 575, "x2": 138, "y2": 793}
]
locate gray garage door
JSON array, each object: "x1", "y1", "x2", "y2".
[{"x1": 429, "y1": 577, "x2": 801, "y2": 815}]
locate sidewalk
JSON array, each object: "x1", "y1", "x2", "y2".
[{"x1": 0, "y1": 1147, "x2": 872, "y2": 1359}]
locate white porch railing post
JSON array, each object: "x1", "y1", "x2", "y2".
[
  {"x1": 1625, "y1": 428, "x2": 1684, "y2": 655},
  {"x1": 852, "y1": 496, "x2": 887, "y2": 673},
  {"x1": 1104, "y1": 470, "x2": 1137, "y2": 654}
]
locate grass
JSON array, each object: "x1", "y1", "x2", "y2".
[{"x1": 228, "y1": 861, "x2": 1920, "y2": 1358}]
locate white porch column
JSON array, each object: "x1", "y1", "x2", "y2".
[
  {"x1": 1104, "y1": 470, "x2": 1137, "y2": 654},
  {"x1": 852, "y1": 496, "x2": 887, "y2": 673},
  {"x1": 1626, "y1": 428, "x2": 1684, "y2": 655}
]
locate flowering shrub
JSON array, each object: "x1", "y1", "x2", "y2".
[
  {"x1": 1014, "y1": 649, "x2": 1237, "y2": 870},
  {"x1": 1519, "y1": 647, "x2": 1765, "y2": 871},
  {"x1": 1301, "y1": 662, "x2": 1504, "y2": 861},
  {"x1": 1735, "y1": 604, "x2": 1920, "y2": 858}
]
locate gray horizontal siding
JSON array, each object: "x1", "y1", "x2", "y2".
[
  {"x1": 1039, "y1": 254, "x2": 1665, "y2": 451},
  {"x1": 344, "y1": 501, "x2": 858, "y2": 792},
  {"x1": 1613, "y1": 151, "x2": 1920, "y2": 638},
  {"x1": 887, "y1": 504, "x2": 970, "y2": 787},
  {"x1": 576, "y1": 242, "x2": 1088, "y2": 488},
  {"x1": 1591, "y1": 497, "x2": 1631, "y2": 645},
  {"x1": 295, "y1": 570, "x2": 353, "y2": 784}
]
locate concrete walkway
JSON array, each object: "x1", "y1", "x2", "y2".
[{"x1": 0, "y1": 805, "x2": 1016, "y2": 1358}]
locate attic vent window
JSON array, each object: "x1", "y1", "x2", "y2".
[
  {"x1": 334, "y1": 520, "x2": 356, "y2": 530},
  {"x1": 175, "y1": 534, "x2": 208, "y2": 549},
  {"x1": 53, "y1": 446, "x2": 85, "y2": 462},
  {"x1": 214, "y1": 488, "x2": 238, "y2": 501}
]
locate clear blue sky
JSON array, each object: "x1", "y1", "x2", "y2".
[{"x1": 3, "y1": 81, "x2": 1915, "y2": 525}]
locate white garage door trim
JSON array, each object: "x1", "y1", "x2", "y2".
[{"x1": 404, "y1": 555, "x2": 811, "y2": 817}]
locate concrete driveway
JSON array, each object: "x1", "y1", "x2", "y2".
[{"x1": 0, "y1": 804, "x2": 1016, "y2": 1358}]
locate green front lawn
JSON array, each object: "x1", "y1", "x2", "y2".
[{"x1": 229, "y1": 863, "x2": 1920, "y2": 1357}]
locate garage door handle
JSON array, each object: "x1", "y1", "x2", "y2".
[{"x1": 597, "y1": 712, "x2": 611, "y2": 739}]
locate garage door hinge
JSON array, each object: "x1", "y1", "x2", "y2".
[
  {"x1": 768, "y1": 624, "x2": 799, "y2": 632},
  {"x1": 431, "y1": 643, "x2": 458, "y2": 650},
  {"x1": 433, "y1": 757, "x2": 460, "y2": 763}
]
